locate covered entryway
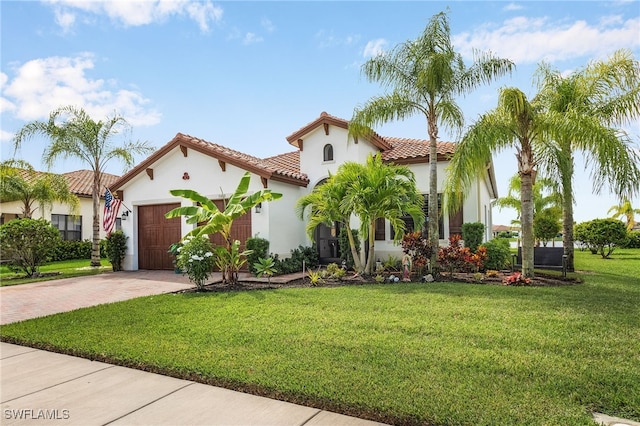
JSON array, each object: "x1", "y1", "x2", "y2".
[
  {"x1": 138, "y1": 203, "x2": 181, "y2": 270},
  {"x1": 316, "y1": 222, "x2": 341, "y2": 265}
]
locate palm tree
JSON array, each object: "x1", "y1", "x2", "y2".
[
  {"x1": 165, "y1": 172, "x2": 282, "y2": 285},
  {"x1": 0, "y1": 160, "x2": 79, "y2": 218},
  {"x1": 296, "y1": 172, "x2": 364, "y2": 273},
  {"x1": 298, "y1": 154, "x2": 424, "y2": 275},
  {"x1": 349, "y1": 11, "x2": 514, "y2": 273},
  {"x1": 534, "y1": 49, "x2": 640, "y2": 271},
  {"x1": 608, "y1": 198, "x2": 640, "y2": 231},
  {"x1": 444, "y1": 88, "x2": 548, "y2": 278},
  {"x1": 13, "y1": 105, "x2": 154, "y2": 266}
]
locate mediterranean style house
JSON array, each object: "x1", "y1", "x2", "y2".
[
  {"x1": 110, "y1": 112, "x2": 498, "y2": 271},
  {"x1": 0, "y1": 170, "x2": 120, "y2": 241}
]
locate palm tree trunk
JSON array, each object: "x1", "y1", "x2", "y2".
[
  {"x1": 428, "y1": 130, "x2": 439, "y2": 275},
  {"x1": 560, "y1": 146, "x2": 575, "y2": 272},
  {"x1": 364, "y1": 220, "x2": 375, "y2": 275},
  {"x1": 344, "y1": 225, "x2": 364, "y2": 273},
  {"x1": 520, "y1": 171, "x2": 535, "y2": 278},
  {"x1": 90, "y1": 171, "x2": 101, "y2": 267}
]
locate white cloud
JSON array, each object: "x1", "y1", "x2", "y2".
[
  {"x1": 503, "y1": 3, "x2": 523, "y2": 11},
  {"x1": 0, "y1": 129, "x2": 14, "y2": 142},
  {"x1": 316, "y1": 29, "x2": 361, "y2": 48},
  {"x1": 243, "y1": 32, "x2": 263, "y2": 45},
  {"x1": 43, "y1": 0, "x2": 223, "y2": 32},
  {"x1": 1, "y1": 54, "x2": 161, "y2": 126},
  {"x1": 452, "y1": 16, "x2": 640, "y2": 64},
  {"x1": 261, "y1": 18, "x2": 275, "y2": 33},
  {"x1": 363, "y1": 38, "x2": 388, "y2": 58}
]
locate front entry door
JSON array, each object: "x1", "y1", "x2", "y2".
[{"x1": 316, "y1": 222, "x2": 341, "y2": 264}]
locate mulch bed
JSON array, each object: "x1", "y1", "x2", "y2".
[{"x1": 178, "y1": 271, "x2": 580, "y2": 293}]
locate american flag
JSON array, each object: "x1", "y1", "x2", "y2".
[{"x1": 103, "y1": 188, "x2": 122, "y2": 235}]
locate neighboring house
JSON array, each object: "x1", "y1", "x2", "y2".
[
  {"x1": 0, "y1": 169, "x2": 121, "y2": 241},
  {"x1": 111, "y1": 112, "x2": 498, "y2": 271}
]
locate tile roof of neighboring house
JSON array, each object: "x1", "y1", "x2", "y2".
[
  {"x1": 10, "y1": 168, "x2": 119, "y2": 199},
  {"x1": 62, "y1": 170, "x2": 121, "y2": 197}
]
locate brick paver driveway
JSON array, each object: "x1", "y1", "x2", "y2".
[{"x1": 0, "y1": 271, "x2": 194, "y2": 325}]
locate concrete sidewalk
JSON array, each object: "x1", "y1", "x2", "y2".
[{"x1": 1, "y1": 343, "x2": 384, "y2": 425}]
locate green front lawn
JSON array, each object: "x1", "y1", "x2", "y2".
[
  {"x1": 2, "y1": 250, "x2": 639, "y2": 425},
  {"x1": 0, "y1": 259, "x2": 111, "y2": 286}
]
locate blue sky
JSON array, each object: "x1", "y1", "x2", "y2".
[{"x1": 1, "y1": 1, "x2": 639, "y2": 226}]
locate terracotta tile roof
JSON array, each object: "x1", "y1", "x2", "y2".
[
  {"x1": 286, "y1": 111, "x2": 391, "y2": 151},
  {"x1": 62, "y1": 170, "x2": 120, "y2": 197},
  {"x1": 111, "y1": 133, "x2": 310, "y2": 191},
  {"x1": 381, "y1": 137, "x2": 457, "y2": 163},
  {"x1": 8, "y1": 168, "x2": 119, "y2": 198}
]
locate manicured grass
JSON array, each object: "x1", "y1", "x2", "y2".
[
  {"x1": 0, "y1": 259, "x2": 111, "y2": 286},
  {"x1": 2, "y1": 250, "x2": 639, "y2": 425}
]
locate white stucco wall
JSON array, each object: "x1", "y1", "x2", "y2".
[{"x1": 0, "y1": 197, "x2": 109, "y2": 241}]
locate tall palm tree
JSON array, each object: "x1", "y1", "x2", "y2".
[
  {"x1": 608, "y1": 198, "x2": 640, "y2": 231},
  {"x1": 534, "y1": 49, "x2": 640, "y2": 271},
  {"x1": 349, "y1": 11, "x2": 514, "y2": 273},
  {"x1": 444, "y1": 88, "x2": 549, "y2": 278},
  {"x1": 0, "y1": 160, "x2": 79, "y2": 218},
  {"x1": 13, "y1": 105, "x2": 154, "y2": 266}
]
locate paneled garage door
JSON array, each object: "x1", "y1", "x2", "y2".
[{"x1": 138, "y1": 203, "x2": 181, "y2": 270}]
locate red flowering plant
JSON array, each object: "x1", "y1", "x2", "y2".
[
  {"x1": 401, "y1": 231, "x2": 433, "y2": 275},
  {"x1": 502, "y1": 271, "x2": 532, "y2": 286}
]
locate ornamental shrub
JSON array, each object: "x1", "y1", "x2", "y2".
[
  {"x1": 437, "y1": 234, "x2": 486, "y2": 275},
  {"x1": 0, "y1": 218, "x2": 61, "y2": 277},
  {"x1": 401, "y1": 231, "x2": 433, "y2": 275},
  {"x1": 176, "y1": 235, "x2": 216, "y2": 290},
  {"x1": 461, "y1": 222, "x2": 485, "y2": 253},
  {"x1": 534, "y1": 216, "x2": 560, "y2": 247},
  {"x1": 481, "y1": 238, "x2": 511, "y2": 270},
  {"x1": 246, "y1": 237, "x2": 270, "y2": 275},
  {"x1": 105, "y1": 231, "x2": 128, "y2": 271},
  {"x1": 273, "y1": 245, "x2": 318, "y2": 274},
  {"x1": 575, "y1": 219, "x2": 628, "y2": 258},
  {"x1": 623, "y1": 230, "x2": 640, "y2": 248}
]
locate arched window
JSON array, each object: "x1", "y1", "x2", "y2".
[{"x1": 323, "y1": 144, "x2": 334, "y2": 161}]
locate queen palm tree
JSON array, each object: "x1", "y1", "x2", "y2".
[
  {"x1": 13, "y1": 106, "x2": 154, "y2": 266},
  {"x1": 0, "y1": 160, "x2": 79, "y2": 218},
  {"x1": 608, "y1": 198, "x2": 640, "y2": 231},
  {"x1": 349, "y1": 11, "x2": 514, "y2": 273},
  {"x1": 534, "y1": 49, "x2": 640, "y2": 271},
  {"x1": 444, "y1": 88, "x2": 549, "y2": 278}
]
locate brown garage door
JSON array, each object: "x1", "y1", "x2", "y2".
[
  {"x1": 207, "y1": 200, "x2": 252, "y2": 251},
  {"x1": 138, "y1": 203, "x2": 181, "y2": 270}
]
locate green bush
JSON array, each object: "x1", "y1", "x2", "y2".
[
  {"x1": 534, "y1": 216, "x2": 560, "y2": 246},
  {"x1": 338, "y1": 227, "x2": 360, "y2": 269},
  {"x1": 246, "y1": 237, "x2": 270, "y2": 275},
  {"x1": 481, "y1": 238, "x2": 511, "y2": 271},
  {"x1": 461, "y1": 222, "x2": 485, "y2": 253},
  {"x1": 0, "y1": 218, "x2": 62, "y2": 277},
  {"x1": 624, "y1": 230, "x2": 640, "y2": 248},
  {"x1": 574, "y1": 219, "x2": 628, "y2": 258},
  {"x1": 105, "y1": 231, "x2": 128, "y2": 271},
  {"x1": 176, "y1": 235, "x2": 216, "y2": 290},
  {"x1": 273, "y1": 245, "x2": 319, "y2": 274},
  {"x1": 50, "y1": 239, "x2": 108, "y2": 261}
]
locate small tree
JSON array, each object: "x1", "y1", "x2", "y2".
[
  {"x1": 0, "y1": 218, "x2": 61, "y2": 277},
  {"x1": 105, "y1": 230, "x2": 128, "y2": 271},
  {"x1": 575, "y1": 219, "x2": 628, "y2": 258},
  {"x1": 534, "y1": 216, "x2": 560, "y2": 247},
  {"x1": 461, "y1": 222, "x2": 485, "y2": 253}
]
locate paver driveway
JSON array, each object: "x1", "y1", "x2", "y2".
[{"x1": 0, "y1": 271, "x2": 194, "y2": 325}]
